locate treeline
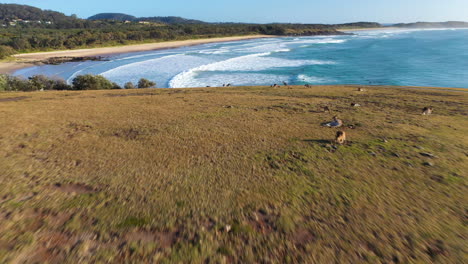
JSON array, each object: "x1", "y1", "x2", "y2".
[
  {"x1": 0, "y1": 74, "x2": 156, "y2": 92},
  {"x1": 88, "y1": 13, "x2": 206, "y2": 24}
]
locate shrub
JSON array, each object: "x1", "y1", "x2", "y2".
[
  {"x1": 124, "y1": 82, "x2": 135, "y2": 89},
  {"x1": 29, "y1": 75, "x2": 54, "y2": 90},
  {"x1": 111, "y1": 82, "x2": 122, "y2": 89},
  {"x1": 137, "y1": 78, "x2": 156, "y2": 88},
  {"x1": 0, "y1": 74, "x2": 7, "y2": 91},
  {"x1": 7, "y1": 76, "x2": 30, "y2": 91},
  {"x1": 0, "y1": 45, "x2": 16, "y2": 59},
  {"x1": 52, "y1": 79, "x2": 72, "y2": 90},
  {"x1": 72, "y1": 74, "x2": 115, "y2": 90}
]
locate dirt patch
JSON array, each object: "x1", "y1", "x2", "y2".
[
  {"x1": 67, "y1": 122, "x2": 93, "y2": 131},
  {"x1": 293, "y1": 228, "x2": 316, "y2": 248},
  {"x1": 248, "y1": 210, "x2": 277, "y2": 234},
  {"x1": 112, "y1": 127, "x2": 157, "y2": 141},
  {"x1": 201, "y1": 218, "x2": 216, "y2": 231},
  {"x1": 52, "y1": 183, "x2": 98, "y2": 194},
  {"x1": 65, "y1": 122, "x2": 93, "y2": 139},
  {"x1": 113, "y1": 128, "x2": 143, "y2": 140},
  {"x1": 0, "y1": 96, "x2": 30, "y2": 102},
  {"x1": 125, "y1": 229, "x2": 177, "y2": 248},
  {"x1": 426, "y1": 239, "x2": 448, "y2": 259},
  {"x1": 21, "y1": 232, "x2": 74, "y2": 263},
  {"x1": 105, "y1": 92, "x2": 156, "y2": 98}
]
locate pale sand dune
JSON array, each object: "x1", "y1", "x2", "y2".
[{"x1": 0, "y1": 35, "x2": 275, "y2": 74}]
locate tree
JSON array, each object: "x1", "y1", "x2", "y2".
[
  {"x1": 51, "y1": 78, "x2": 72, "y2": 90},
  {"x1": 137, "y1": 78, "x2": 156, "y2": 88},
  {"x1": 6, "y1": 76, "x2": 30, "y2": 91},
  {"x1": 29, "y1": 75, "x2": 52, "y2": 90},
  {"x1": 0, "y1": 45, "x2": 16, "y2": 59},
  {"x1": 124, "y1": 82, "x2": 135, "y2": 89},
  {"x1": 71, "y1": 74, "x2": 114, "y2": 90}
]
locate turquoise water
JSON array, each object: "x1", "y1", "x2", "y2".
[{"x1": 14, "y1": 28, "x2": 468, "y2": 88}]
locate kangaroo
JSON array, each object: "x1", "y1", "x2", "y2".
[
  {"x1": 422, "y1": 107, "x2": 433, "y2": 115},
  {"x1": 335, "y1": 131, "x2": 346, "y2": 144},
  {"x1": 322, "y1": 116, "x2": 343, "y2": 128}
]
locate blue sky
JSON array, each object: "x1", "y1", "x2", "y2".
[{"x1": 2, "y1": 0, "x2": 468, "y2": 23}]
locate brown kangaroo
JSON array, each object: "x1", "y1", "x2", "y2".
[
  {"x1": 335, "y1": 131, "x2": 346, "y2": 144},
  {"x1": 422, "y1": 107, "x2": 433, "y2": 115}
]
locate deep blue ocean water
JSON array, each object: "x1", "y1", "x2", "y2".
[{"x1": 14, "y1": 28, "x2": 468, "y2": 88}]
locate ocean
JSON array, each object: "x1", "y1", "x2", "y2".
[{"x1": 14, "y1": 28, "x2": 468, "y2": 88}]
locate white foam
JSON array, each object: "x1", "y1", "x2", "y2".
[
  {"x1": 170, "y1": 73, "x2": 290, "y2": 88},
  {"x1": 287, "y1": 38, "x2": 347, "y2": 45},
  {"x1": 100, "y1": 54, "x2": 211, "y2": 86},
  {"x1": 113, "y1": 51, "x2": 176, "y2": 61},
  {"x1": 297, "y1": 74, "x2": 333, "y2": 83},
  {"x1": 169, "y1": 52, "x2": 334, "y2": 88},
  {"x1": 198, "y1": 48, "x2": 230, "y2": 54}
]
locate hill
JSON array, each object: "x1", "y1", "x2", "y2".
[
  {"x1": 393, "y1": 21, "x2": 468, "y2": 28},
  {"x1": 88, "y1": 12, "x2": 206, "y2": 24},
  {"x1": 333, "y1": 22, "x2": 381, "y2": 29},
  {"x1": 0, "y1": 3, "x2": 81, "y2": 27},
  {"x1": 88, "y1": 13, "x2": 137, "y2": 21},
  {"x1": 0, "y1": 85, "x2": 466, "y2": 263},
  {"x1": 139, "y1": 16, "x2": 206, "y2": 24}
]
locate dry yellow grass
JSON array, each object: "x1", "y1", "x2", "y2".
[{"x1": 0, "y1": 85, "x2": 467, "y2": 263}]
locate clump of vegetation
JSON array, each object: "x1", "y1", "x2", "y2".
[
  {"x1": 137, "y1": 78, "x2": 156, "y2": 88},
  {"x1": 124, "y1": 82, "x2": 135, "y2": 89},
  {"x1": 0, "y1": 45, "x2": 16, "y2": 59},
  {"x1": 71, "y1": 74, "x2": 120, "y2": 90},
  {"x1": 29, "y1": 75, "x2": 70, "y2": 91},
  {"x1": 0, "y1": 74, "x2": 159, "y2": 92}
]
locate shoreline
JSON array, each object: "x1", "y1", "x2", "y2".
[
  {"x1": 339, "y1": 27, "x2": 398, "y2": 31},
  {"x1": 0, "y1": 35, "x2": 276, "y2": 74}
]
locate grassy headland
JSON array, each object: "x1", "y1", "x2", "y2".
[{"x1": 0, "y1": 85, "x2": 466, "y2": 263}]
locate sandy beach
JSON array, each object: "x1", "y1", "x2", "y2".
[{"x1": 0, "y1": 35, "x2": 275, "y2": 74}]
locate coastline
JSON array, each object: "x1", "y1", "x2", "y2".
[
  {"x1": 339, "y1": 27, "x2": 398, "y2": 31},
  {"x1": 0, "y1": 35, "x2": 276, "y2": 74}
]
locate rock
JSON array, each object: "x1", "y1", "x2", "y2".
[
  {"x1": 369, "y1": 151, "x2": 377, "y2": 157},
  {"x1": 392, "y1": 152, "x2": 400, "y2": 158},
  {"x1": 405, "y1": 162, "x2": 414, "y2": 167},
  {"x1": 423, "y1": 162, "x2": 434, "y2": 167},
  {"x1": 225, "y1": 225, "x2": 231, "y2": 233},
  {"x1": 420, "y1": 152, "x2": 436, "y2": 158}
]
